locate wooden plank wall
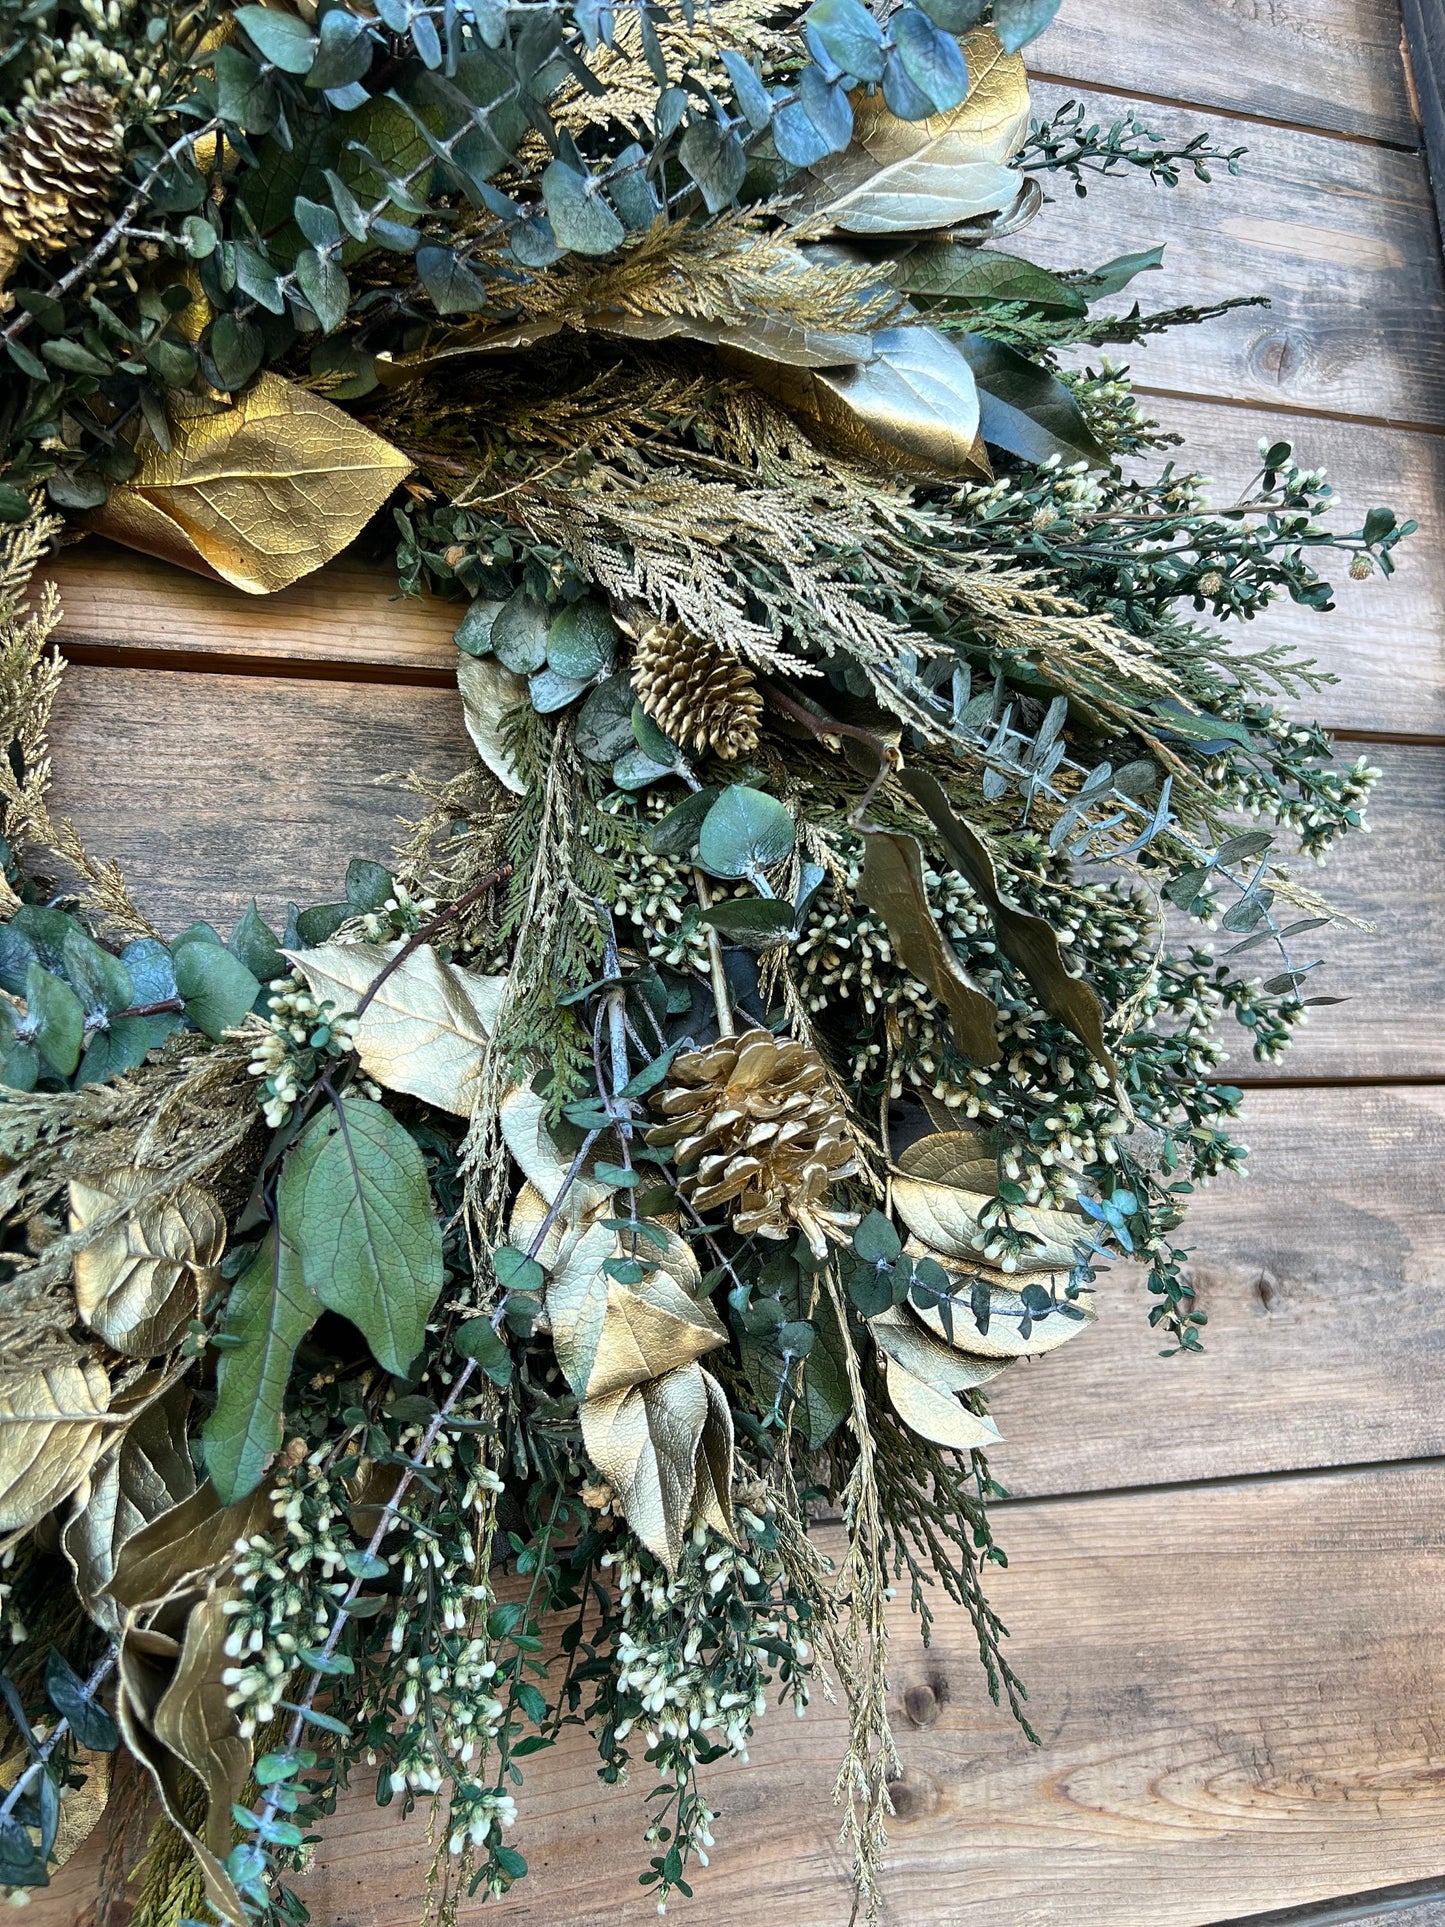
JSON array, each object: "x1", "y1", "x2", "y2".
[{"x1": 29, "y1": 3, "x2": 1445, "y2": 1922}]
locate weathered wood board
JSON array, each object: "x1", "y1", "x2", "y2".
[{"x1": 22, "y1": 1, "x2": 1445, "y2": 1922}]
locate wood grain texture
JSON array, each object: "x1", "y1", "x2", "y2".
[
  {"x1": 45, "y1": 541, "x2": 460, "y2": 679},
  {"x1": 1027, "y1": 82, "x2": 1445, "y2": 426},
  {"x1": 1034, "y1": 0, "x2": 1417, "y2": 145},
  {"x1": 42, "y1": 673, "x2": 1440, "y2": 1077},
  {"x1": 33, "y1": 1464, "x2": 1445, "y2": 1927},
  {"x1": 40, "y1": 401, "x2": 1445, "y2": 739},
  {"x1": 1402, "y1": 0, "x2": 1445, "y2": 236},
  {"x1": 988, "y1": 1083, "x2": 1445, "y2": 1496},
  {"x1": 1133, "y1": 400, "x2": 1445, "y2": 739},
  {"x1": 44, "y1": 666, "x2": 470, "y2": 936}
]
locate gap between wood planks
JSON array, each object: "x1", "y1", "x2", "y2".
[
  {"x1": 986, "y1": 1449, "x2": 1445, "y2": 1513},
  {"x1": 1132, "y1": 381, "x2": 1445, "y2": 442},
  {"x1": 1027, "y1": 69, "x2": 1424, "y2": 156}
]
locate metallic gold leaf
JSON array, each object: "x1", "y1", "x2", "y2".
[
  {"x1": 70, "y1": 1171, "x2": 225, "y2": 1358},
  {"x1": 892, "y1": 1173, "x2": 1081, "y2": 1271},
  {"x1": 117, "y1": 1585, "x2": 248, "y2": 1927},
  {"x1": 153, "y1": 1585, "x2": 252, "y2": 1866},
  {"x1": 288, "y1": 940, "x2": 507, "y2": 1118},
  {"x1": 871, "y1": 1302, "x2": 1007, "y2": 1392},
  {"x1": 573, "y1": 1270, "x2": 727, "y2": 1401},
  {"x1": 906, "y1": 1251, "x2": 1096, "y2": 1359},
  {"x1": 500, "y1": 1086, "x2": 613, "y2": 1221},
  {"x1": 63, "y1": 1378, "x2": 196, "y2": 1637},
  {"x1": 880, "y1": 1352, "x2": 1001, "y2": 1453},
  {"x1": 895, "y1": 1129, "x2": 998, "y2": 1192},
  {"x1": 373, "y1": 315, "x2": 566, "y2": 386},
  {"x1": 690, "y1": 1369, "x2": 736, "y2": 1543},
  {"x1": 857, "y1": 828, "x2": 999, "y2": 1061},
  {"x1": 902, "y1": 770, "x2": 1116, "y2": 1073},
  {"x1": 108, "y1": 1480, "x2": 275, "y2": 1618},
  {"x1": 458, "y1": 652, "x2": 529, "y2": 795},
  {"x1": 85, "y1": 372, "x2": 412, "y2": 595},
  {"x1": 582, "y1": 1360, "x2": 722, "y2": 1571},
  {"x1": 791, "y1": 29, "x2": 1029, "y2": 236},
  {"x1": 723, "y1": 325, "x2": 988, "y2": 480},
  {"x1": 586, "y1": 305, "x2": 876, "y2": 368},
  {"x1": 0, "y1": 1354, "x2": 115, "y2": 1536}
]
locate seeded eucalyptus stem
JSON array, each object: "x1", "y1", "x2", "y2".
[{"x1": 0, "y1": 1651, "x2": 116, "y2": 1822}]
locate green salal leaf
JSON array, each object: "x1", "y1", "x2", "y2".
[
  {"x1": 956, "y1": 332, "x2": 1106, "y2": 467},
  {"x1": 890, "y1": 244, "x2": 1086, "y2": 315},
  {"x1": 856, "y1": 829, "x2": 999, "y2": 1064},
  {"x1": 699, "y1": 898, "x2": 795, "y2": 951},
  {"x1": 902, "y1": 770, "x2": 1115, "y2": 1074},
  {"x1": 203, "y1": 1232, "x2": 320, "y2": 1504},
  {"x1": 278, "y1": 1095, "x2": 444, "y2": 1375}
]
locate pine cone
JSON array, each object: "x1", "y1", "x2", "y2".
[
  {"x1": 631, "y1": 619, "x2": 763, "y2": 761},
  {"x1": 647, "y1": 1026, "x2": 859, "y2": 1256},
  {"x1": 0, "y1": 86, "x2": 124, "y2": 265}
]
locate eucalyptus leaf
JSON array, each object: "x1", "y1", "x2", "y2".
[
  {"x1": 173, "y1": 943, "x2": 260, "y2": 1042},
  {"x1": 697, "y1": 786, "x2": 795, "y2": 878}
]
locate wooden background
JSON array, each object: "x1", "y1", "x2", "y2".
[{"x1": 28, "y1": 1, "x2": 1445, "y2": 1921}]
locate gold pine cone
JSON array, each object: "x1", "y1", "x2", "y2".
[
  {"x1": 631, "y1": 619, "x2": 763, "y2": 761},
  {"x1": 0, "y1": 85, "x2": 124, "y2": 265},
  {"x1": 647, "y1": 1026, "x2": 859, "y2": 1257}
]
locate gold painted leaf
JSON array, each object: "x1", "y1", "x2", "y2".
[
  {"x1": 792, "y1": 30, "x2": 1029, "y2": 236},
  {"x1": 870, "y1": 1302, "x2": 1008, "y2": 1392},
  {"x1": 582, "y1": 1361, "x2": 724, "y2": 1571},
  {"x1": 70, "y1": 1170, "x2": 225, "y2": 1358},
  {"x1": 117, "y1": 1586, "x2": 248, "y2": 1927},
  {"x1": 892, "y1": 1173, "x2": 1081, "y2": 1271},
  {"x1": 287, "y1": 939, "x2": 507, "y2": 1118},
  {"x1": 587, "y1": 305, "x2": 876, "y2": 369},
  {"x1": 458, "y1": 652, "x2": 529, "y2": 796},
  {"x1": 723, "y1": 325, "x2": 988, "y2": 480},
  {"x1": 690, "y1": 1369, "x2": 736, "y2": 1543},
  {"x1": 500, "y1": 1086, "x2": 613, "y2": 1221},
  {"x1": 109, "y1": 1480, "x2": 275, "y2": 1618},
  {"x1": 895, "y1": 1129, "x2": 998, "y2": 1192},
  {"x1": 63, "y1": 1378, "x2": 196, "y2": 1637},
  {"x1": 0, "y1": 1354, "x2": 115, "y2": 1536},
  {"x1": 153, "y1": 1585, "x2": 253, "y2": 1866},
  {"x1": 902, "y1": 770, "x2": 1116, "y2": 1074},
  {"x1": 857, "y1": 828, "x2": 999, "y2": 1062},
  {"x1": 85, "y1": 372, "x2": 412, "y2": 595},
  {"x1": 574, "y1": 1270, "x2": 727, "y2": 1401},
  {"x1": 906, "y1": 1249, "x2": 1096, "y2": 1358},
  {"x1": 880, "y1": 1352, "x2": 1001, "y2": 1453}
]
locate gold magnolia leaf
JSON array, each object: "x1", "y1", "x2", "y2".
[
  {"x1": 85, "y1": 372, "x2": 413, "y2": 595},
  {"x1": 0, "y1": 1353, "x2": 115, "y2": 1537},
  {"x1": 892, "y1": 1173, "x2": 1082, "y2": 1272},
  {"x1": 458, "y1": 652, "x2": 529, "y2": 796},
  {"x1": 576, "y1": 1271, "x2": 727, "y2": 1401},
  {"x1": 69, "y1": 1170, "x2": 225, "y2": 1358},
  {"x1": 587, "y1": 305, "x2": 877, "y2": 368},
  {"x1": 373, "y1": 314, "x2": 567, "y2": 386},
  {"x1": 287, "y1": 940, "x2": 507, "y2": 1118},
  {"x1": 62, "y1": 1379, "x2": 196, "y2": 1636},
  {"x1": 880, "y1": 1352, "x2": 1002, "y2": 1453},
  {"x1": 906, "y1": 1248, "x2": 1096, "y2": 1359},
  {"x1": 582, "y1": 1360, "x2": 726, "y2": 1571},
  {"x1": 109, "y1": 1480, "x2": 275, "y2": 1618},
  {"x1": 791, "y1": 29, "x2": 1029, "y2": 236},
  {"x1": 690, "y1": 1369, "x2": 736, "y2": 1542},
  {"x1": 857, "y1": 828, "x2": 999, "y2": 1062},
  {"x1": 153, "y1": 1584, "x2": 253, "y2": 1868},
  {"x1": 723, "y1": 324, "x2": 988, "y2": 480},
  {"x1": 117, "y1": 1586, "x2": 247, "y2": 1927},
  {"x1": 895, "y1": 1129, "x2": 998, "y2": 1193},
  {"x1": 870, "y1": 1302, "x2": 1008, "y2": 1392},
  {"x1": 500, "y1": 1086, "x2": 613, "y2": 1221},
  {"x1": 902, "y1": 770, "x2": 1117, "y2": 1074}
]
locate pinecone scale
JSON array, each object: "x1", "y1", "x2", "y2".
[
  {"x1": 630, "y1": 618, "x2": 763, "y2": 761},
  {"x1": 0, "y1": 85, "x2": 124, "y2": 273},
  {"x1": 648, "y1": 1026, "x2": 859, "y2": 1255}
]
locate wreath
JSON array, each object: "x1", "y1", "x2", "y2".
[{"x1": 0, "y1": 0, "x2": 1413, "y2": 1920}]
